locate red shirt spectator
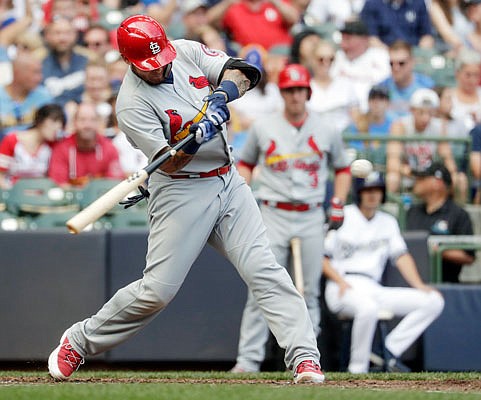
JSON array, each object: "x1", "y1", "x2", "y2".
[
  {"x1": 222, "y1": 0, "x2": 296, "y2": 50},
  {"x1": 48, "y1": 102, "x2": 123, "y2": 187}
]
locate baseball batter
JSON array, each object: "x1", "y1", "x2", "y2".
[
  {"x1": 231, "y1": 64, "x2": 351, "y2": 373},
  {"x1": 47, "y1": 15, "x2": 324, "y2": 384},
  {"x1": 322, "y1": 172, "x2": 445, "y2": 373}
]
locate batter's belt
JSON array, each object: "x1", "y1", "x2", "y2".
[
  {"x1": 169, "y1": 164, "x2": 231, "y2": 179},
  {"x1": 261, "y1": 200, "x2": 323, "y2": 212}
]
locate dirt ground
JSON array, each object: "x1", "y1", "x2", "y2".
[{"x1": 1, "y1": 376, "x2": 481, "y2": 392}]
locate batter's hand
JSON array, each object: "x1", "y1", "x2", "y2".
[
  {"x1": 190, "y1": 119, "x2": 218, "y2": 144},
  {"x1": 204, "y1": 92, "x2": 230, "y2": 126},
  {"x1": 327, "y1": 197, "x2": 344, "y2": 231}
]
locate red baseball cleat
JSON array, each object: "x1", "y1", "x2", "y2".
[
  {"x1": 48, "y1": 332, "x2": 85, "y2": 380},
  {"x1": 293, "y1": 360, "x2": 325, "y2": 384}
]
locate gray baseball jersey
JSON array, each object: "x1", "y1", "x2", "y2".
[
  {"x1": 63, "y1": 39, "x2": 321, "y2": 373},
  {"x1": 241, "y1": 112, "x2": 350, "y2": 203},
  {"x1": 233, "y1": 111, "x2": 349, "y2": 372},
  {"x1": 116, "y1": 39, "x2": 233, "y2": 172}
]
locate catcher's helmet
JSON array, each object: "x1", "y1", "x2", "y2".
[
  {"x1": 353, "y1": 171, "x2": 386, "y2": 205},
  {"x1": 117, "y1": 15, "x2": 176, "y2": 71},
  {"x1": 277, "y1": 64, "x2": 312, "y2": 97}
]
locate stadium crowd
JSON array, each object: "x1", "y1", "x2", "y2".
[{"x1": 0, "y1": 0, "x2": 480, "y2": 375}]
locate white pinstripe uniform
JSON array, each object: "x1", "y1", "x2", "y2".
[
  {"x1": 234, "y1": 111, "x2": 350, "y2": 372},
  {"x1": 63, "y1": 40, "x2": 320, "y2": 372},
  {"x1": 324, "y1": 204, "x2": 445, "y2": 373}
]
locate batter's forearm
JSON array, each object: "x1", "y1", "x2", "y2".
[
  {"x1": 220, "y1": 69, "x2": 250, "y2": 99},
  {"x1": 153, "y1": 146, "x2": 195, "y2": 174}
]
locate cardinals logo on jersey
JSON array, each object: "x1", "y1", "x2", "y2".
[
  {"x1": 165, "y1": 100, "x2": 210, "y2": 143},
  {"x1": 189, "y1": 76, "x2": 210, "y2": 89}
]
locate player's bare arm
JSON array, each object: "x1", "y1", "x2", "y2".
[{"x1": 219, "y1": 69, "x2": 251, "y2": 99}]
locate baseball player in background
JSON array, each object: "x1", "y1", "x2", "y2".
[
  {"x1": 231, "y1": 64, "x2": 351, "y2": 373},
  {"x1": 322, "y1": 172, "x2": 445, "y2": 373},
  {"x1": 47, "y1": 15, "x2": 324, "y2": 384}
]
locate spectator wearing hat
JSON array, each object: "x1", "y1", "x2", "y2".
[
  {"x1": 406, "y1": 161, "x2": 475, "y2": 283},
  {"x1": 360, "y1": 0, "x2": 434, "y2": 48},
  {"x1": 330, "y1": 19, "x2": 391, "y2": 113},
  {"x1": 307, "y1": 39, "x2": 359, "y2": 134},
  {"x1": 386, "y1": 88, "x2": 458, "y2": 195},
  {"x1": 378, "y1": 40, "x2": 435, "y2": 120},
  {"x1": 346, "y1": 85, "x2": 394, "y2": 167},
  {"x1": 181, "y1": 0, "x2": 209, "y2": 41},
  {"x1": 461, "y1": 0, "x2": 481, "y2": 53}
]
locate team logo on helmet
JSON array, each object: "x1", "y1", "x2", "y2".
[
  {"x1": 150, "y1": 41, "x2": 161, "y2": 55},
  {"x1": 288, "y1": 69, "x2": 301, "y2": 82}
]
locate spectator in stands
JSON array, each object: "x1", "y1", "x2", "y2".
[
  {"x1": 429, "y1": 0, "x2": 473, "y2": 55},
  {"x1": 41, "y1": 16, "x2": 90, "y2": 107},
  {"x1": 386, "y1": 88, "x2": 458, "y2": 194},
  {"x1": 181, "y1": 0, "x2": 209, "y2": 42},
  {"x1": 42, "y1": 0, "x2": 100, "y2": 40},
  {"x1": 64, "y1": 60, "x2": 114, "y2": 134},
  {"x1": 48, "y1": 102, "x2": 123, "y2": 187},
  {"x1": 450, "y1": 48, "x2": 481, "y2": 131},
  {"x1": 0, "y1": 54, "x2": 53, "y2": 140},
  {"x1": 105, "y1": 50, "x2": 129, "y2": 94},
  {"x1": 307, "y1": 39, "x2": 359, "y2": 133},
  {"x1": 289, "y1": 28, "x2": 322, "y2": 72},
  {"x1": 228, "y1": 45, "x2": 283, "y2": 158},
  {"x1": 0, "y1": 104, "x2": 65, "y2": 189},
  {"x1": 346, "y1": 85, "x2": 394, "y2": 168},
  {"x1": 330, "y1": 19, "x2": 391, "y2": 112},
  {"x1": 213, "y1": 0, "x2": 299, "y2": 50},
  {"x1": 360, "y1": 0, "x2": 434, "y2": 48},
  {"x1": 105, "y1": 95, "x2": 148, "y2": 176},
  {"x1": 302, "y1": 0, "x2": 364, "y2": 29},
  {"x1": 434, "y1": 85, "x2": 471, "y2": 202},
  {"x1": 82, "y1": 24, "x2": 114, "y2": 62},
  {"x1": 407, "y1": 162, "x2": 475, "y2": 283},
  {"x1": 323, "y1": 171, "x2": 444, "y2": 373},
  {"x1": 461, "y1": 0, "x2": 481, "y2": 53},
  {"x1": 196, "y1": 24, "x2": 237, "y2": 57},
  {"x1": 379, "y1": 40, "x2": 435, "y2": 119},
  {"x1": 469, "y1": 124, "x2": 481, "y2": 204}
]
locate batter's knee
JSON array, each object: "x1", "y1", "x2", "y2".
[{"x1": 139, "y1": 278, "x2": 180, "y2": 312}]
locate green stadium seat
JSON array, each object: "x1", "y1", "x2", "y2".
[
  {"x1": 6, "y1": 178, "x2": 79, "y2": 216},
  {"x1": 76, "y1": 178, "x2": 124, "y2": 214},
  {"x1": 109, "y1": 209, "x2": 149, "y2": 229}
]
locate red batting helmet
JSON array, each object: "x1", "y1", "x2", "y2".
[
  {"x1": 277, "y1": 64, "x2": 311, "y2": 97},
  {"x1": 117, "y1": 15, "x2": 177, "y2": 71}
]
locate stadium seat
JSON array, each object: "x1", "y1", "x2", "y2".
[
  {"x1": 5, "y1": 178, "x2": 79, "y2": 216},
  {"x1": 109, "y1": 209, "x2": 149, "y2": 229},
  {"x1": 76, "y1": 178, "x2": 124, "y2": 213},
  {"x1": 29, "y1": 211, "x2": 78, "y2": 229}
]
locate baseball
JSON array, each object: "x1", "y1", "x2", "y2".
[
  {"x1": 47, "y1": 187, "x2": 65, "y2": 201},
  {"x1": 350, "y1": 159, "x2": 373, "y2": 178}
]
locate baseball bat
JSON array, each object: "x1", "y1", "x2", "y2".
[
  {"x1": 66, "y1": 133, "x2": 195, "y2": 234},
  {"x1": 290, "y1": 237, "x2": 304, "y2": 297}
]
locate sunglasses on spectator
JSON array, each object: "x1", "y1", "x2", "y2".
[
  {"x1": 317, "y1": 56, "x2": 335, "y2": 64},
  {"x1": 389, "y1": 59, "x2": 409, "y2": 67}
]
